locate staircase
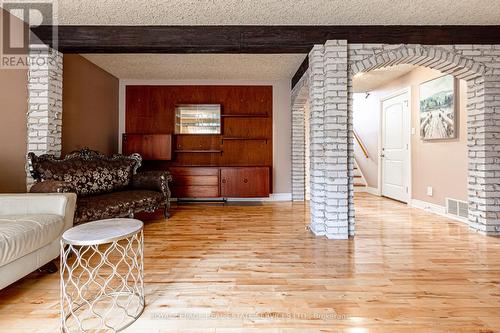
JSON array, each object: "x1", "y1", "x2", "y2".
[
  {"x1": 353, "y1": 129, "x2": 369, "y2": 192},
  {"x1": 354, "y1": 160, "x2": 368, "y2": 191}
]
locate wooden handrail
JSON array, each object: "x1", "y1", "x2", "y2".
[{"x1": 354, "y1": 130, "x2": 369, "y2": 158}]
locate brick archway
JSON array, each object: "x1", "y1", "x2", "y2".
[
  {"x1": 291, "y1": 42, "x2": 500, "y2": 238},
  {"x1": 349, "y1": 45, "x2": 487, "y2": 79}
]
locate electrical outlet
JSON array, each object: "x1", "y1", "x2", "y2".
[{"x1": 427, "y1": 186, "x2": 433, "y2": 196}]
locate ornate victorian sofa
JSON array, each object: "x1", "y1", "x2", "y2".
[{"x1": 28, "y1": 148, "x2": 172, "y2": 225}]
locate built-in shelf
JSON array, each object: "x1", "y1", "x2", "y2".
[
  {"x1": 174, "y1": 149, "x2": 223, "y2": 153},
  {"x1": 222, "y1": 137, "x2": 269, "y2": 143},
  {"x1": 221, "y1": 114, "x2": 268, "y2": 118},
  {"x1": 174, "y1": 133, "x2": 221, "y2": 136}
]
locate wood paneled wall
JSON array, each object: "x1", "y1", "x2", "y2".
[
  {"x1": 125, "y1": 85, "x2": 273, "y2": 169},
  {"x1": 126, "y1": 85, "x2": 271, "y2": 132}
]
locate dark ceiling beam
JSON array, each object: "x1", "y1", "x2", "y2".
[
  {"x1": 31, "y1": 25, "x2": 500, "y2": 54},
  {"x1": 291, "y1": 56, "x2": 309, "y2": 89},
  {"x1": 29, "y1": 25, "x2": 500, "y2": 89}
]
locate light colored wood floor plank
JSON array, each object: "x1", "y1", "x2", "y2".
[{"x1": 1, "y1": 193, "x2": 499, "y2": 332}]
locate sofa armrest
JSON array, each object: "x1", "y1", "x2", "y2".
[
  {"x1": 131, "y1": 170, "x2": 172, "y2": 198},
  {"x1": 0, "y1": 193, "x2": 77, "y2": 231},
  {"x1": 30, "y1": 180, "x2": 77, "y2": 194}
]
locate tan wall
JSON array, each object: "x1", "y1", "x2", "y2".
[
  {"x1": 62, "y1": 54, "x2": 119, "y2": 155},
  {"x1": 0, "y1": 69, "x2": 28, "y2": 192},
  {"x1": 0, "y1": 10, "x2": 28, "y2": 193},
  {"x1": 411, "y1": 73, "x2": 468, "y2": 205},
  {"x1": 353, "y1": 66, "x2": 468, "y2": 206}
]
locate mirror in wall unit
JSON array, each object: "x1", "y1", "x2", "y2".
[{"x1": 175, "y1": 104, "x2": 221, "y2": 135}]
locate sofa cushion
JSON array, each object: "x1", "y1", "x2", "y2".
[
  {"x1": 75, "y1": 190, "x2": 164, "y2": 224},
  {"x1": 0, "y1": 214, "x2": 64, "y2": 267},
  {"x1": 35, "y1": 158, "x2": 136, "y2": 197}
]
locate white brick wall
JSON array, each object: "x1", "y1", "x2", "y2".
[
  {"x1": 27, "y1": 48, "x2": 63, "y2": 187},
  {"x1": 293, "y1": 42, "x2": 500, "y2": 238},
  {"x1": 323, "y1": 40, "x2": 351, "y2": 239},
  {"x1": 308, "y1": 45, "x2": 327, "y2": 236},
  {"x1": 303, "y1": 41, "x2": 353, "y2": 239}
]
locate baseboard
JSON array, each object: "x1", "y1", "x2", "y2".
[
  {"x1": 410, "y1": 199, "x2": 468, "y2": 224},
  {"x1": 172, "y1": 193, "x2": 292, "y2": 202},
  {"x1": 270, "y1": 193, "x2": 292, "y2": 201},
  {"x1": 365, "y1": 186, "x2": 380, "y2": 196},
  {"x1": 355, "y1": 186, "x2": 380, "y2": 196},
  {"x1": 226, "y1": 193, "x2": 292, "y2": 202},
  {"x1": 411, "y1": 199, "x2": 446, "y2": 214}
]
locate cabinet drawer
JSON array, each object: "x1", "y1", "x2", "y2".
[
  {"x1": 172, "y1": 186, "x2": 219, "y2": 198},
  {"x1": 172, "y1": 175, "x2": 219, "y2": 187},
  {"x1": 169, "y1": 167, "x2": 221, "y2": 198},
  {"x1": 220, "y1": 167, "x2": 270, "y2": 198},
  {"x1": 169, "y1": 167, "x2": 219, "y2": 176}
]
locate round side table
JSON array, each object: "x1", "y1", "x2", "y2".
[{"x1": 60, "y1": 218, "x2": 145, "y2": 333}]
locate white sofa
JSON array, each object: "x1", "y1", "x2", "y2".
[{"x1": 0, "y1": 193, "x2": 77, "y2": 289}]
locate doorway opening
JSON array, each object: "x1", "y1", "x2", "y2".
[
  {"x1": 290, "y1": 43, "x2": 492, "y2": 237},
  {"x1": 352, "y1": 64, "x2": 468, "y2": 221}
]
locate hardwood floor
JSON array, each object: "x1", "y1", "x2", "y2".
[{"x1": 1, "y1": 193, "x2": 499, "y2": 333}]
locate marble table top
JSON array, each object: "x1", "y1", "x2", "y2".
[{"x1": 62, "y1": 218, "x2": 143, "y2": 245}]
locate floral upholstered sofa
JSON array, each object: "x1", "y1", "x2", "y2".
[{"x1": 28, "y1": 148, "x2": 172, "y2": 224}]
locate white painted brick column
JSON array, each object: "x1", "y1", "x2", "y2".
[
  {"x1": 307, "y1": 41, "x2": 351, "y2": 239},
  {"x1": 291, "y1": 101, "x2": 306, "y2": 201},
  {"x1": 323, "y1": 40, "x2": 350, "y2": 239},
  {"x1": 468, "y1": 74, "x2": 500, "y2": 235},
  {"x1": 308, "y1": 45, "x2": 327, "y2": 235},
  {"x1": 467, "y1": 76, "x2": 487, "y2": 232},
  {"x1": 291, "y1": 73, "x2": 309, "y2": 201},
  {"x1": 27, "y1": 48, "x2": 63, "y2": 186},
  {"x1": 483, "y1": 74, "x2": 500, "y2": 235}
]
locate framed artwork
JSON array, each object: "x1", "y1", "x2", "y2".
[{"x1": 419, "y1": 74, "x2": 457, "y2": 140}]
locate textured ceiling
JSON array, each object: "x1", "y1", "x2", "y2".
[
  {"x1": 57, "y1": 0, "x2": 500, "y2": 25},
  {"x1": 353, "y1": 64, "x2": 418, "y2": 92},
  {"x1": 82, "y1": 54, "x2": 306, "y2": 80}
]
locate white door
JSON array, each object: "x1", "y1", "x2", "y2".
[{"x1": 381, "y1": 92, "x2": 410, "y2": 203}]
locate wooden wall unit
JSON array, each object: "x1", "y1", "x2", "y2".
[{"x1": 125, "y1": 85, "x2": 273, "y2": 198}]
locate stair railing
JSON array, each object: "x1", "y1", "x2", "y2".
[{"x1": 353, "y1": 130, "x2": 369, "y2": 158}]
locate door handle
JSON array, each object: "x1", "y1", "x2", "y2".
[
  {"x1": 380, "y1": 154, "x2": 385, "y2": 158},
  {"x1": 243, "y1": 178, "x2": 248, "y2": 184}
]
